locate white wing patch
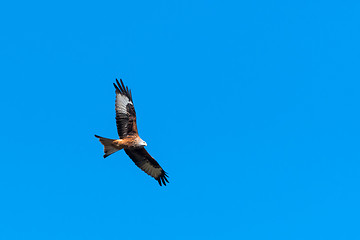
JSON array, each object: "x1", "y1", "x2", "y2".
[{"x1": 115, "y1": 93, "x2": 132, "y2": 114}]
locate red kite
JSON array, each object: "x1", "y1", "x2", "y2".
[{"x1": 95, "y1": 79, "x2": 169, "y2": 186}]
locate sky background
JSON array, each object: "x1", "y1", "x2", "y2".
[{"x1": 0, "y1": 0, "x2": 359, "y2": 239}]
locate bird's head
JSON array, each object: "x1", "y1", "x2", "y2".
[{"x1": 139, "y1": 139, "x2": 147, "y2": 147}]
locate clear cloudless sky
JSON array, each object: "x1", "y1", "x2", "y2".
[{"x1": 0, "y1": 0, "x2": 359, "y2": 239}]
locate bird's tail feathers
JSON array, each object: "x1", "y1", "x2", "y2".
[{"x1": 94, "y1": 135, "x2": 122, "y2": 158}]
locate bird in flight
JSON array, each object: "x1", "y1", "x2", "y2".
[{"x1": 95, "y1": 79, "x2": 169, "y2": 186}]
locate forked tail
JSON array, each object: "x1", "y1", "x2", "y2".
[{"x1": 94, "y1": 135, "x2": 122, "y2": 158}]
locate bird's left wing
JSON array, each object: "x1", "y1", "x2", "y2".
[
  {"x1": 113, "y1": 79, "x2": 138, "y2": 139},
  {"x1": 124, "y1": 148, "x2": 169, "y2": 186}
]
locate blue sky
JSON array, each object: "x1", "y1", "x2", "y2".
[{"x1": 0, "y1": 0, "x2": 359, "y2": 239}]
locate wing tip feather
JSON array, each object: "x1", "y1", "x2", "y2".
[
  {"x1": 157, "y1": 171, "x2": 169, "y2": 186},
  {"x1": 114, "y1": 78, "x2": 133, "y2": 102},
  {"x1": 113, "y1": 83, "x2": 120, "y2": 93}
]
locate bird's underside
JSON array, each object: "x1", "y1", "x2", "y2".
[
  {"x1": 95, "y1": 134, "x2": 142, "y2": 157},
  {"x1": 95, "y1": 79, "x2": 169, "y2": 186}
]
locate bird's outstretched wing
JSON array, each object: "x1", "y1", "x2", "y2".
[
  {"x1": 113, "y1": 79, "x2": 138, "y2": 139},
  {"x1": 124, "y1": 148, "x2": 169, "y2": 186}
]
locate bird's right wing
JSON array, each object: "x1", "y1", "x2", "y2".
[{"x1": 124, "y1": 148, "x2": 169, "y2": 186}]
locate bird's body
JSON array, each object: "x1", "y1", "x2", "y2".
[
  {"x1": 95, "y1": 135, "x2": 145, "y2": 152},
  {"x1": 95, "y1": 79, "x2": 169, "y2": 186},
  {"x1": 113, "y1": 136, "x2": 144, "y2": 149}
]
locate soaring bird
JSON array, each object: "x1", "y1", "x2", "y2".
[{"x1": 95, "y1": 79, "x2": 169, "y2": 186}]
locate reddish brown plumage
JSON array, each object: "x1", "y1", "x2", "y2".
[
  {"x1": 112, "y1": 136, "x2": 143, "y2": 148},
  {"x1": 95, "y1": 79, "x2": 169, "y2": 186}
]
